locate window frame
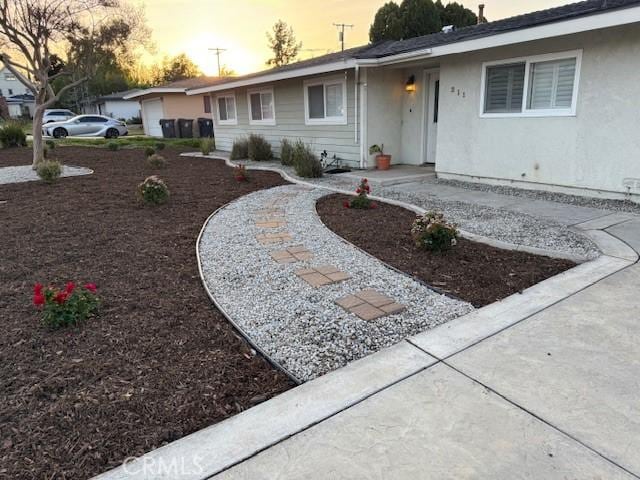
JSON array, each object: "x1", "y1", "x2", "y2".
[
  {"x1": 479, "y1": 49, "x2": 582, "y2": 119},
  {"x1": 303, "y1": 75, "x2": 348, "y2": 125},
  {"x1": 215, "y1": 93, "x2": 238, "y2": 126},
  {"x1": 247, "y1": 87, "x2": 276, "y2": 126}
]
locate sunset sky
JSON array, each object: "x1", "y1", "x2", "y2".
[{"x1": 142, "y1": 0, "x2": 570, "y2": 75}]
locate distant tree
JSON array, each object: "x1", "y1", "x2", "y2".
[
  {"x1": 219, "y1": 65, "x2": 236, "y2": 77},
  {"x1": 399, "y1": 0, "x2": 441, "y2": 39},
  {"x1": 153, "y1": 54, "x2": 202, "y2": 84},
  {"x1": 369, "y1": 2, "x2": 404, "y2": 42},
  {"x1": 436, "y1": 1, "x2": 478, "y2": 28},
  {"x1": 266, "y1": 20, "x2": 301, "y2": 68}
]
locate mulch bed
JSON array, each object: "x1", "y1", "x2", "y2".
[
  {"x1": 316, "y1": 194, "x2": 576, "y2": 307},
  {"x1": 0, "y1": 147, "x2": 294, "y2": 479}
]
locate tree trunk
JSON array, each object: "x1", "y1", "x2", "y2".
[{"x1": 31, "y1": 104, "x2": 46, "y2": 169}]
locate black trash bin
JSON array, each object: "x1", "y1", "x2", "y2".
[
  {"x1": 197, "y1": 117, "x2": 214, "y2": 138},
  {"x1": 159, "y1": 119, "x2": 176, "y2": 138},
  {"x1": 177, "y1": 118, "x2": 194, "y2": 138}
]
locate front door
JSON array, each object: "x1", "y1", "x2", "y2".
[{"x1": 423, "y1": 71, "x2": 440, "y2": 165}]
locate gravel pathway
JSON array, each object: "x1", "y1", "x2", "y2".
[
  {"x1": 0, "y1": 164, "x2": 92, "y2": 185},
  {"x1": 199, "y1": 185, "x2": 474, "y2": 381},
  {"x1": 197, "y1": 154, "x2": 600, "y2": 260}
]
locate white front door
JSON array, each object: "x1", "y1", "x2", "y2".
[
  {"x1": 423, "y1": 71, "x2": 440, "y2": 165},
  {"x1": 142, "y1": 99, "x2": 164, "y2": 137}
]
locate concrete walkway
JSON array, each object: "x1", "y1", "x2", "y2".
[{"x1": 96, "y1": 156, "x2": 640, "y2": 480}]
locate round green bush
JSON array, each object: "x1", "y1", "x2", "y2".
[
  {"x1": 230, "y1": 138, "x2": 249, "y2": 160},
  {"x1": 107, "y1": 141, "x2": 119, "y2": 151},
  {"x1": 144, "y1": 146, "x2": 156, "y2": 157},
  {"x1": 147, "y1": 153, "x2": 168, "y2": 169},
  {"x1": 46, "y1": 139, "x2": 56, "y2": 150},
  {"x1": 0, "y1": 122, "x2": 27, "y2": 148},
  {"x1": 247, "y1": 134, "x2": 273, "y2": 161},
  {"x1": 36, "y1": 160, "x2": 62, "y2": 184},
  {"x1": 155, "y1": 142, "x2": 166, "y2": 151},
  {"x1": 137, "y1": 175, "x2": 170, "y2": 205},
  {"x1": 280, "y1": 139, "x2": 294, "y2": 166}
]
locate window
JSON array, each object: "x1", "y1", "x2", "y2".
[
  {"x1": 5, "y1": 73, "x2": 16, "y2": 81},
  {"x1": 203, "y1": 96, "x2": 211, "y2": 114},
  {"x1": 303, "y1": 76, "x2": 347, "y2": 125},
  {"x1": 216, "y1": 94, "x2": 237, "y2": 125},
  {"x1": 8, "y1": 89, "x2": 12, "y2": 95},
  {"x1": 481, "y1": 50, "x2": 581, "y2": 118},
  {"x1": 247, "y1": 88, "x2": 275, "y2": 125}
]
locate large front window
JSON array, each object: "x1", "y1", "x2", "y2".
[
  {"x1": 304, "y1": 76, "x2": 347, "y2": 125},
  {"x1": 216, "y1": 94, "x2": 237, "y2": 125},
  {"x1": 248, "y1": 88, "x2": 275, "y2": 125}
]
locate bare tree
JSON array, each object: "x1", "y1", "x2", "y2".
[{"x1": 0, "y1": 0, "x2": 121, "y2": 167}]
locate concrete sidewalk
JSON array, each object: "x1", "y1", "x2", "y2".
[{"x1": 213, "y1": 217, "x2": 640, "y2": 479}]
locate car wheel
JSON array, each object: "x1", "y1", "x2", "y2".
[
  {"x1": 105, "y1": 128, "x2": 120, "y2": 139},
  {"x1": 53, "y1": 128, "x2": 68, "y2": 139}
]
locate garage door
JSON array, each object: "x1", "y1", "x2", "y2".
[{"x1": 143, "y1": 99, "x2": 164, "y2": 137}]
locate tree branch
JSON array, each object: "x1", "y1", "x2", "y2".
[{"x1": 0, "y1": 53, "x2": 37, "y2": 94}]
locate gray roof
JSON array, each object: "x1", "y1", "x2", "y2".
[{"x1": 188, "y1": 0, "x2": 640, "y2": 91}]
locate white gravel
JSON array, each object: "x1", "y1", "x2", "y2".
[
  {"x1": 199, "y1": 185, "x2": 474, "y2": 382},
  {"x1": 0, "y1": 164, "x2": 92, "y2": 185}
]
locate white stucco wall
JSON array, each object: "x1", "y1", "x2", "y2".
[
  {"x1": 212, "y1": 70, "x2": 360, "y2": 166},
  {"x1": 435, "y1": 24, "x2": 640, "y2": 197}
]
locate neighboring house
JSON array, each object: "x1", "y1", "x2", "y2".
[
  {"x1": 81, "y1": 89, "x2": 142, "y2": 121},
  {"x1": 0, "y1": 63, "x2": 31, "y2": 98},
  {"x1": 125, "y1": 77, "x2": 222, "y2": 137},
  {"x1": 187, "y1": 0, "x2": 640, "y2": 201},
  {"x1": 6, "y1": 93, "x2": 35, "y2": 119}
]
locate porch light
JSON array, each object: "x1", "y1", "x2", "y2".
[{"x1": 405, "y1": 75, "x2": 416, "y2": 93}]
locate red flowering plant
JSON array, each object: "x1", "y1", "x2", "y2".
[
  {"x1": 234, "y1": 164, "x2": 249, "y2": 182},
  {"x1": 344, "y1": 178, "x2": 378, "y2": 209},
  {"x1": 33, "y1": 282, "x2": 99, "y2": 328}
]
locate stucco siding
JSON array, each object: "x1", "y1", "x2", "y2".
[
  {"x1": 212, "y1": 70, "x2": 360, "y2": 165},
  {"x1": 101, "y1": 100, "x2": 141, "y2": 121},
  {"x1": 435, "y1": 24, "x2": 640, "y2": 196}
]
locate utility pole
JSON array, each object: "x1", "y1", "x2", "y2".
[
  {"x1": 208, "y1": 48, "x2": 227, "y2": 76},
  {"x1": 333, "y1": 23, "x2": 354, "y2": 52}
]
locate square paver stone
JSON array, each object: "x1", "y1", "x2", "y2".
[
  {"x1": 270, "y1": 245, "x2": 314, "y2": 263},
  {"x1": 256, "y1": 233, "x2": 293, "y2": 245},
  {"x1": 336, "y1": 289, "x2": 406, "y2": 321},
  {"x1": 295, "y1": 265, "x2": 351, "y2": 288}
]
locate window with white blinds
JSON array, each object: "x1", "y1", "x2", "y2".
[
  {"x1": 304, "y1": 76, "x2": 347, "y2": 125},
  {"x1": 216, "y1": 95, "x2": 237, "y2": 125},
  {"x1": 481, "y1": 50, "x2": 581, "y2": 117},
  {"x1": 248, "y1": 88, "x2": 275, "y2": 125}
]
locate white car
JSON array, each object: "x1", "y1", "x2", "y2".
[
  {"x1": 43, "y1": 109, "x2": 76, "y2": 124},
  {"x1": 43, "y1": 115, "x2": 129, "y2": 139}
]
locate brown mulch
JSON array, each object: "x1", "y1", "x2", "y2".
[
  {"x1": 0, "y1": 147, "x2": 294, "y2": 480},
  {"x1": 316, "y1": 194, "x2": 575, "y2": 307}
]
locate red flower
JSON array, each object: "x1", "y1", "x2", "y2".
[
  {"x1": 356, "y1": 188, "x2": 361, "y2": 194},
  {"x1": 84, "y1": 283, "x2": 97, "y2": 294},
  {"x1": 343, "y1": 201, "x2": 350, "y2": 209},
  {"x1": 363, "y1": 178, "x2": 368, "y2": 183},
  {"x1": 65, "y1": 282, "x2": 75, "y2": 294},
  {"x1": 34, "y1": 283, "x2": 43, "y2": 295},
  {"x1": 33, "y1": 293, "x2": 45, "y2": 307},
  {"x1": 371, "y1": 202, "x2": 378, "y2": 209},
  {"x1": 54, "y1": 292, "x2": 68, "y2": 305}
]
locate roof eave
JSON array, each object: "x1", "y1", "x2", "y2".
[
  {"x1": 186, "y1": 59, "x2": 357, "y2": 95},
  {"x1": 123, "y1": 88, "x2": 186, "y2": 99}
]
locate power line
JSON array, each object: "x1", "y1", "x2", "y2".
[
  {"x1": 208, "y1": 48, "x2": 227, "y2": 76},
  {"x1": 333, "y1": 23, "x2": 354, "y2": 52}
]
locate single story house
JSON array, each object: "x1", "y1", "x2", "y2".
[
  {"x1": 81, "y1": 89, "x2": 142, "y2": 121},
  {"x1": 5, "y1": 93, "x2": 34, "y2": 118},
  {"x1": 188, "y1": 0, "x2": 640, "y2": 201},
  {"x1": 125, "y1": 77, "x2": 222, "y2": 137},
  {"x1": 0, "y1": 63, "x2": 30, "y2": 98}
]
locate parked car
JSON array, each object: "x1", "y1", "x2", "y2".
[
  {"x1": 43, "y1": 115, "x2": 128, "y2": 139},
  {"x1": 43, "y1": 109, "x2": 76, "y2": 124}
]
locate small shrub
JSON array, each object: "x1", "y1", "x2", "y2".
[
  {"x1": 36, "y1": 160, "x2": 62, "y2": 184},
  {"x1": 233, "y1": 164, "x2": 248, "y2": 182},
  {"x1": 137, "y1": 175, "x2": 170, "y2": 205},
  {"x1": 144, "y1": 146, "x2": 156, "y2": 157},
  {"x1": 46, "y1": 139, "x2": 56, "y2": 150},
  {"x1": 0, "y1": 122, "x2": 27, "y2": 148},
  {"x1": 200, "y1": 137, "x2": 215, "y2": 155},
  {"x1": 230, "y1": 137, "x2": 249, "y2": 160},
  {"x1": 292, "y1": 141, "x2": 323, "y2": 178},
  {"x1": 247, "y1": 134, "x2": 272, "y2": 161},
  {"x1": 155, "y1": 142, "x2": 166, "y2": 151},
  {"x1": 147, "y1": 153, "x2": 167, "y2": 169},
  {"x1": 33, "y1": 282, "x2": 99, "y2": 329},
  {"x1": 280, "y1": 138, "x2": 294, "y2": 166},
  {"x1": 345, "y1": 178, "x2": 377, "y2": 209},
  {"x1": 411, "y1": 212, "x2": 458, "y2": 252},
  {"x1": 107, "y1": 141, "x2": 119, "y2": 151}
]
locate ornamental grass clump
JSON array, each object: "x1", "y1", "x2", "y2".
[
  {"x1": 344, "y1": 178, "x2": 377, "y2": 209},
  {"x1": 230, "y1": 137, "x2": 249, "y2": 160},
  {"x1": 411, "y1": 211, "x2": 458, "y2": 252},
  {"x1": 155, "y1": 142, "x2": 166, "y2": 151},
  {"x1": 36, "y1": 160, "x2": 62, "y2": 184},
  {"x1": 0, "y1": 121, "x2": 27, "y2": 148},
  {"x1": 233, "y1": 164, "x2": 248, "y2": 182},
  {"x1": 247, "y1": 134, "x2": 272, "y2": 161},
  {"x1": 292, "y1": 140, "x2": 323, "y2": 178},
  {"x1": 107, "y1": 141, "x2": 119, "y2": 151},
  {"x1": 144, "y1": 146, "x2": 155, "y2": 157},
  {"x1": 280, "y1": 138, "x2": 294, "y2": 166},
  {"x1": 137, "y1": 175, "x2": 170, "y2": 205},
  {"x1": 146, "y1": 153, "x2": 167, "y2": 169},
  {"x1": 33, "y1": 282, "x2": 99, "y2": 329},
  {"x1": 200, "y1": 137, "x2": 215, "y2": 155}
]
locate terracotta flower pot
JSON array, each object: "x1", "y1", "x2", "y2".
[{"x1": 376, "y1": 154, "x2": 391, "y2": 170}]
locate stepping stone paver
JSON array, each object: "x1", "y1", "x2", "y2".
[
  {"x1": 270, "y1": 245, "x2": 314, "y2": 263},
  {"x1": 256, "y1": 232, "x2": 293, "y2": 245},
  {"x1": 295, "y1": 265, "x2": 351, "y2": 287},
  {"x1": 336, "y1": 289, "x2": 406, "y2": 321},
  {"x1": 255, "y1": 219, "x2": 287, "y2": 228}
]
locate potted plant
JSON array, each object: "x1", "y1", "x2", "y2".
[{"x1": 369, "y1": 144, "x2": 391, "y2": 170}]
